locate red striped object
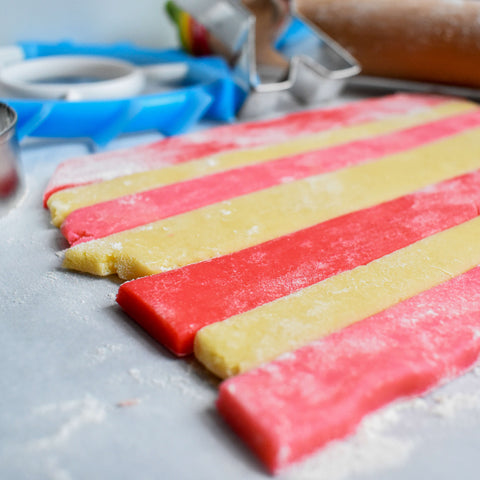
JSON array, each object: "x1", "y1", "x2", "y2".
[
  {"x1": 216, "y1": 266, "x2": 480, "y2": 472},
  {"x1": 44, "y1": 93, "x2": 446, "y2": 204},
  {"x1": 62, "y1": 108, "x2": 480, "y2": 245},
  {"x1": 116, "y1": 169, "x2": 480, "y2": 356}
]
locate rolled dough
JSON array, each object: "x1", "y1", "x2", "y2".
[
  {"x1": 116, "y1": 169, "x2": 480, "y2": 356},
  {"x1": 43, "y1": 93, "x2": 449, "y2": 204},
  {"x1": 63, "y1": 124, "x2": 480, "y2": 280},
  {"x1": 47, "y1": 99, "x2": 473, "y2": 227},
  {"x1": 216, "y1": 266, "x2": 480, "y2": 472},
  {"x1": 61, "y1": 108, "x2": 480, "y2": 245},
  {"x1": 195, "y1": 216, "x2": 480, "y2": 378},
  {"x1": 45, "y1": 93, "x2": 480, "y2": 474}
]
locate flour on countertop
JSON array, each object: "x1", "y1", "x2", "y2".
[
  {"x1": 431, "y1": 391, "x2": 480, "y2": 418},
  {"x1": 29, "y1": 395, "x2": 106, "y2": 451},
  {"x1": 105, "y1": 291, "x2": 117, "y2": 302},
  {"x1": 403, "y1": 388, "x2": 480, "y2": 420},
  {"x1": 128, "y1": 366, "x2": 215, "y2": 403},
  {"x1": 283, "y1": 364, "x2": 480, "y2": 480},
  {"x1": 283, "y1": 405, "x2": 415, "y2": 480},
  {"x1": 55, "y1": 250, "x2": 66, "y2": 260},
  {"x1": 90, "y1": 343, "x2": 124, "y2": 363}
]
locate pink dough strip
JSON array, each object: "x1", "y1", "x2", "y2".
[
  {"x1": 44, "y1": 93, "x2": 447, "y2": 205},
  {"x1": 216, "y1": 265, "x2": 480, "y2": 473},
  {"x1": 61, "y1": 108, "x2": 480, "y2": 245},
  {"x1": 116, "y1": 169, "x2": 480, "y2": 356}
]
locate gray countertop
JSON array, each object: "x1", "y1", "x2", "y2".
[{"x1": 2, "y1": 100, "x2": 480, "y2": 480}]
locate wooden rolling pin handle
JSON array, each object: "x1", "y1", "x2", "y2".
[{"x1": 296, "y1": 0, "x2": 480, "y2": 88}]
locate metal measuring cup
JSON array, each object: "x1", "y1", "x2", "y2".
[{"x1": 0, "y1": 102, "x2": 21, "y2": 216}]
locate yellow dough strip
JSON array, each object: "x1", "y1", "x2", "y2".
[
  {"x1": 194, "y1": 216, "x2": 480, "y2": 378},
  {"x1": 48, "y1": 100, "x2": 474, "y2": 226},
  {"x1": 63, "y1": 125, "x2": 480, "y2": 280}
]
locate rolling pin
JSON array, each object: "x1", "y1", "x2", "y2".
[{"x1": 296, "y1": 0, "x2": 480, "y2": 88}]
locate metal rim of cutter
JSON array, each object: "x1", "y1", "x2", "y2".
[
  {"x1": 0, "y1": 102, "x2": 22, "y2": 213},
  {"x1": 0, "y1": 102, "x2": 17, "y2": 140},
  {"x1": 173, "y1": 0, "x2": 360, "y2": 102}
]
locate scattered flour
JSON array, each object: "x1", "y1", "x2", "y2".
[
  {"x1": 206, "y1": 157, "x2": 219, "y2": 167},
  {"x1": 91, "y1": 343, "x2": 123, "y2": 363},
  {"x1": 30, "y1": 395, "x2": 106, "y2": 451},
  {"x1": 105, "y1": 291, "x2": 117, "y2": 302},
  {"x1": 44, "y1": 271, "x2": 59, "y2": 281},
  {"x1": 128, "y1": 367, "x2": 143, "y2": 383},
  {"x1": 55, "y1": 250, "x2": 66, "y2": 261},
  {"x1": 430, "y1": 391, "x2": 480, "y2": 418},
  {"x1": 283, "y1": 405, "x2": 415, "y2": 480},
  {"x1": 403, "y1": 388, "x2": 480, "y2": 420},
  {"x1": 128, "y1": 367, "x2": 213, "y2": 402},
  {"x1": 282, "y1": 371, "x2": 480, "y2": 480}
]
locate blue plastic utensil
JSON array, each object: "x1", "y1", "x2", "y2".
[{"x1": 0, "y1": 41, "x2": 245, "y2": 146}]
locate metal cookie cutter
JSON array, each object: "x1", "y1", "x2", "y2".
[
  {"x1": 174, "y1": 0, "x2": 360, "y2": 116},
  {"x1": 0, "y1": 102, "x2": 21, "y2": 216}
]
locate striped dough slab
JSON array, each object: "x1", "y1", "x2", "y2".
[
  {"x1": 46, "y1": 93, "x2": 480, "y2": 473},
  {"x1": 44, "y1": 92, "x2": 447, "y2": 204},
  {"x1": 117, "y1": 170, "x2": 480, "y2": 356},
  {"x1": 62, "y1": 108, "x2": 480, "y2": 245},
  {"x1": 217, "y1": 266, "x2": 480, "y2": 472},
  {"x1": 196, "y1": 215, "x2": 480, "y2": 377},
  {"x1": 63, "y1": 118, "x2": 480, "y2": 279},
  {"x1": 47, "y1": 95, "x2": 472, "y2": 226}
]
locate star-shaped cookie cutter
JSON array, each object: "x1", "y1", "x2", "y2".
[{"x1": 173, "y1": 0, "x2": 360, "y2": 114}]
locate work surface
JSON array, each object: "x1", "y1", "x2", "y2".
[{"x1": 2, "y1": 92, "x2": 480, "y2": 480}]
